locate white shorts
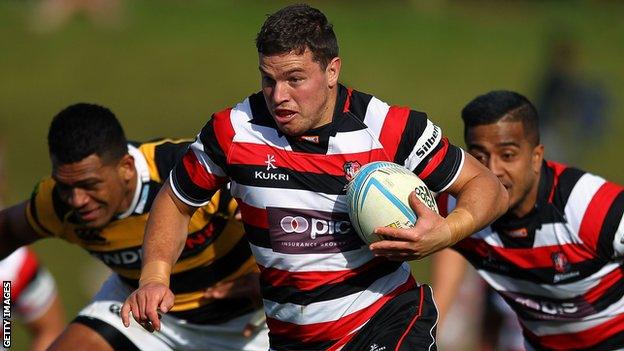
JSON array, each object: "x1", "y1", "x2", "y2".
[{"x1": 76, "y1": 274, "x2": 269, "y2": 351}]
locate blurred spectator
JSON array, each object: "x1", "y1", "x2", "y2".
[
  {"x1": 536, "y1": 34, "x2": 609, "y2": 162},
  {"x1": 31, "y1": 0, "x2": 124, "y2": 32}
]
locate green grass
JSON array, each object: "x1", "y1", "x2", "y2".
[{"x1": 1, "y1": 1, "x2": 623, "y2": 349}]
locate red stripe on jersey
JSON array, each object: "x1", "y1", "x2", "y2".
[
  {"x1": 418, "y1": 137, "x2": 449, "y2": 180},
  {"x1": 458, "y1": 238, "x2": 594, "y2": 268},
  {"x1": 396, "y1": 285, "x2": 425, "y2": 349},
  {"x1": 11, "y1": 249, "x2": 39, "y2": 300},
  {"x1": 182, "y1": 151, "x2": 223, "y2": 190},
  {"x1": 229, "y1": 142, "x2": 388, "y2": 176},
  {"x1": 546, "y1": 161, "x2": 568, "y2": 203},
  {"x1": 583, "y1": 267, "x2": 623, "y2": 304},
  {"x1": 436, "y1": 193, "x2": 449, "y2": 217},
  {"x1": 259, "y1": 257, "x2": 388, "y2": 291},
  {"x1": 238, "y1": 201, "x2": 268, "y2": 229},
  {"x1": 266, "y1": 277, "x2": 416, "y2": 343},
  {"x1": 579, "y1": 182, "x2": 624, "y2": 252},
  {"x1": 343, "y1": 88, "x2": 353, "y2": 113},
  {"x1": 378, "y1": 106, "x2": 410, "y2": 161},
  {"x1": 212, "y1": 108, "x2": 235, "y2": 155},
  {"x1": 524, "y1": 312, "x2": 624, "y2": 350}
]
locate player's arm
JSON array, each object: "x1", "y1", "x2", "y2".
[
  {"x1": 372, "y1": 153, "x2": 507, "y2": 260},
  {"x1": 121, "y1": 182, "x2": 197, "y2": 331},
  {"x1": 0, "y1": 201, "x2": 41, "y2": 259},
  {"x1": 430, "y1": 248, "x2": 468, "y2": 330}
]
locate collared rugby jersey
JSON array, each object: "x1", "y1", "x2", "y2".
[
  {"x1": 439, "y1": 161, "x2": 624, "y2": 351},
  {"x1": 25, "y1": 139, "x2": 257, "y2": 323},
  {"x1": 170, "y1": 85, "x2": 465, "y2": 350}
]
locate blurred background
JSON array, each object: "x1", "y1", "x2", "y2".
[{"x1": 1, "y1": 0, "x2": 622, "y2": 350}]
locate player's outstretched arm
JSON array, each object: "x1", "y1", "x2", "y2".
[
  {"x1": 371, "y1": 153, "x2": 508, "y2": 260},
  {"x1": 0, "y1": 201, "x2": 40, "y2": 259},
  {"x1": 121, "y1": 182, "x2": 197, "y2": 331}
]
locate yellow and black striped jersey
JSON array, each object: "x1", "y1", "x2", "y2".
[{"x1": 25, "y1": 139, "x2": 257, "y2": 323}]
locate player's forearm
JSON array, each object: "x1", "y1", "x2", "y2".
[
  {"x1": 431, "y1": 249, "x2": 468, "y2": 328},
  {"x1": 0, "y1": 203, "x2": 39, "y2": 259},
  {"x1": 140, "y1": 184, "x2": 195, "y2": 286},
  {"x1": 447, "y1": 172, "x2": 508, "y2": 244}
]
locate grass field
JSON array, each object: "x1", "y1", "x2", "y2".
[{"x1": 1, "y1": 1, "x2": 623, "y2": 349}]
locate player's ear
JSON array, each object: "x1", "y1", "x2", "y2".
[
  {"x1": 118, "y1": 154, "x2": 135, "y2": 182},
  {"x1": 532, "y1": 144, "x2": 544, "y2": 173},
  {"x1": 326, "y1": 57, "x2": 341, "y2": 88}
]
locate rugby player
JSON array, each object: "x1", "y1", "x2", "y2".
[
  {"x1": 122, "y1": 4, "x2": 507, "y2": 350},
  {"x1": 434, "y1": 90, "x2": 624, "y2": 350},
  {"x1": 0, "y1": 103, "x2": 269, "y2": 350},
  {"x1": 0, "y1": 247, "x2": 65, "y2": 351}
]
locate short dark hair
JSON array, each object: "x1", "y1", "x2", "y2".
[
  {"x1": 461, "y1": 90, "x2": 540, "y2": 146},
  {"x1": 48, "y1": 103, "x2": 128, "y2": 164},
  {"x1": 256, "y1": 4, "x2": 338, "y2": 69}
]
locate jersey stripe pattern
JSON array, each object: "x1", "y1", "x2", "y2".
[
  {"x1": 0, "y1": 247, "x2": 57, "y2": 322},
  {"x1": 25, "y1": 139, "x2": 257, "y2": 323},
  {"x1": 170, "y1": 85, "x2": 464, "y2": 349},
  {"x1": 439, "y1": 161, "x2": 624, "y2": 351}
]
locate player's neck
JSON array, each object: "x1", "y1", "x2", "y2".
[
  {"x1": 511, "y1": 173, "x2": 541, "y2": 218},
  {"x1": 315, "y1": 86, "x2": 338, "y2": 129},
  {"x1": 119, "y1": 169, "x2": 139, "y2": 214}
]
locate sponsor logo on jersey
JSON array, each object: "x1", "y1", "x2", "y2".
[
  {"x1": 265, "y1": 154, "x2": 277, "y2": 170},
  {"x1": 91, "y1": 248, "x2": 143, "y2": 269},
  {"x1": 502, "y1": 290, "x2": 593, "y2": 320},
  {"x1": 343, "y1": 161, "x2": 361, "y2": 182},
  {"x1": 369, "y1": 344, "x2": 387, "y2": 351},
  {"x1": 267, "y1": 207, "x2": 362, "y2": 254},
  {"x1": 415, "y1": 125, "x2": 440, "y2": 158},
  {"x1": 255, "y1": 154, "x2": 290, "y2": 181}
]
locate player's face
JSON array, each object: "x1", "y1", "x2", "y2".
[
  {"x1": 466, "y1": 120, "x2": 544, "y2": 217},
  {"x1": 259, "y1": 49, "x2": 341, "y2": 136},
  {"x1": 52, "y1": 153, "x2": 135, "y2": 228}
]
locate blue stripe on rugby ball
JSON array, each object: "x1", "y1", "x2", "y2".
[{"x1": 359, "y1": 177, "x2": 417, "y2": 224}]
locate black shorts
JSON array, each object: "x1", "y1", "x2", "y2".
[{"x1": 342, "y1": 284, "x2": 438, "y2": 351}]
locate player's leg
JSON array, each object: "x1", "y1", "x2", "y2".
[
  {"x1": 47, "y1": 322, "x2": 120, "y2": 351},
  {"x1": 341, "y1": 284, "x2": 439, "y2": 351},
  {"x1": 48, "y1": 300, "x2": 173, "y2": 351}
]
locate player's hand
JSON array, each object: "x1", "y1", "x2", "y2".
[
  {"x1": 369, "y1": 191, "x2": 452, "y2": 261},
  {"x1": 121, "y1": 282, "x2": 174, "y2": 332},
  {"x1": 202, "y1": 272, "x2": 262, "y2": 308}
]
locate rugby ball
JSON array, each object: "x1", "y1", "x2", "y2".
[{"x1": 346, "y1": 161, "x2": 438, "y2": 244}]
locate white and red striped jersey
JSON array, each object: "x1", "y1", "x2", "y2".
[
  {"x1": 0, "y1": 247, "x2": 58, "y2": 322},
  {"x1": 439, "y1": 161, "x2": 624, "y2": 351},
  {"x1": 170, "y1": 85, "x2": 465, "y2": 350}
]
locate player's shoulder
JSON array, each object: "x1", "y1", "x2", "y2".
[
  {"x1": 27, "y1": 177, "x2": 69, "y2": 236},
  {"x1": 133, "y1": 139, "x2": 192, "y2": 183}
]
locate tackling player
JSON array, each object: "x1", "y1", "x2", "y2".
[
  {"x1": 434, "y1": 90, "x2": 624, "y2": 350},
  {"x1": 0, "y1": 103, "x2": 269, "y2": 350}
]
